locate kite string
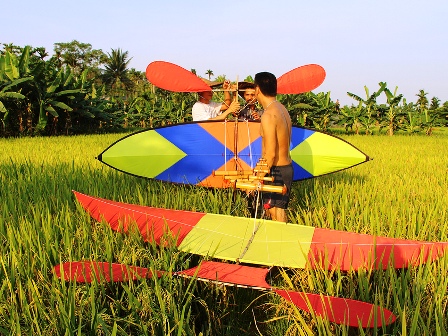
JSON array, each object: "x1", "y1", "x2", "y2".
[
  {"x1": 246, "y1": 120, "x2": 254, "y2": 168},
  {"x1": 224, "y1": 120, "x2": 228, "y2": 171},
  {"x1": 233, "y1": 115, "x2": 267, "y2": 263},
  {"x1": 236, "y1": 186, "x2": 266, "y2": 263},
  {"x1": 234, "y1": 78, "x2": 239, "y2": 171}
]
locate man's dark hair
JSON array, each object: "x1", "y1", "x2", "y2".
[
  {"x1": 254, "y1": 72, "x2": 277, "y2": 97},
  {"x1": 238, "y1": 82, "x2": 255, "y2": 98}
]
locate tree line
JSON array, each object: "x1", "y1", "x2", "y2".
[{"x1": 1, "y1": 41, "x2": 447, "y2": 137}]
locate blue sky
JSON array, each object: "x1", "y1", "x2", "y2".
[{"x1": 4, "y1": 0, "x2": 448, "y2": 105}]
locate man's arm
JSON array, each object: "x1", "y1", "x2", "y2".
[
  {"x1": 192, "y1": 103, "x2": 211, "y2": 121},
  {"x1": 220, "y1": 90, "x2": 232, "y2": 111},
  {"x1": 209, "y1": 100, "x2": 240, "y2": 120},
  {"x1": 220, "y1": 81, "x2": 234, "y2": 111}
]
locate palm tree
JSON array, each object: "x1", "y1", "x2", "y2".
[
  {"x1": 429, "y1": 97, "x2": 440, "y2": 110},
  {"x1": 416, "y1": 89, "x2": 429, "y2": 112},
  {"x1": 205, "y1": 69, "x2": 214, "y2": 80},
  {"x1": 415, "y1": 90, "x2": 438, "y2": 135},
  {"x1": 33, "y1": 47, "x2": 48, "y2": 60},
  {"x1": 103, "y1": 48, "x2": 133, "y2": 96}
]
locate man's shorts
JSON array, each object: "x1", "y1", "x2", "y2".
[{"x1": 263, "y1": 163, "x2": 293, "y2": 209}]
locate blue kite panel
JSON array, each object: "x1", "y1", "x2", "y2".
[
  {"x1": 237, "y1": 136, "x2": 262, "y2": 168},
  {"x1": 155, "y1": 124, "x2": 234, "y2": 183},
  {"x1": 292, "y1": 161, "x2": 313, "y2": 180},
  {"x1": 290, "y1": 128, "x2": 314, "y2": 148}
]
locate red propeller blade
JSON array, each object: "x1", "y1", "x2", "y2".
[
  {"x1": 277, "y1": 64, "x2": 326, "y2": 94},
  {"x1": 146, "y1": 61, "x2": 212, "y2": 92},
  {"x1": 146, "y1": 61, "x2": 325, "y2": 94}
]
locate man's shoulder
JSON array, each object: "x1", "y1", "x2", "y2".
[
  {"x1": 261, "y1": 106, "x2": 289, "y2": 123},
  {"x1": 261, "y1": 108, "x2": 275, "y2": 118},
  {"x1": 260, "y1": 111, "x2": 275, "y2": 126}
]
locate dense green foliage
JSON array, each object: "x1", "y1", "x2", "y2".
[
  {"x1": 0, "y1": 131, "x2": 447, "y2": 335},
  {"x1": 1, "y1": 42, "x2": 447, "y2": 137},
  {"x1": 0, "y1": 42, "x2": 195, "y2": 137}
]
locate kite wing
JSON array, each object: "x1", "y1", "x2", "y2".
[
  {"x1": 73, "y1": 191, "x2": 448, "y2": 271},
  {"x1": 54, "y1": 260, "x2": 396, "y2": 328}
]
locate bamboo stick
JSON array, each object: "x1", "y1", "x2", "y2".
[
  {"x1": 234, "y1": 181, "x2": 286, "y2": 194},
  {"x1": 253, "y1": 168, "x2": 270, "y2": 174},
  {"x1": 213, "y1": 170, "x2": 254, "y2": 176},
  {"x1": 248, "y1": 175, "x2": 274, "y2": 182}
]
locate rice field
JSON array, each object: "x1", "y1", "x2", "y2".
[{"x1": 0, "y1": 129, "x2": 447, "y2": 335}]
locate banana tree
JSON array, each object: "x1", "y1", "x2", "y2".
[
  {"x1": 415, "y1": 90, "x2": 438, "y2": 135},
  {"x1": 347, "y1": 82, "x2": 387, "y2": 134},
  {"x1": 56, "y1": 69, "x2": 97, "y2": 134},
  {"x1": 401, "y1": 101, "x2": 420, "y2": 134},
  {"x1": 156, "y1": 96, "x2": 193, "y2": 126},
  {"x1": 438, "y1": 101, "x2": 448, "y2": 126},
  {"x1": 277, "y1": 93, "x2": 313, "y2": 127},
  {"x1": 379, "y1": 86, "x2": 404, "y2": 136},
  {"x1": 136, "y1": 91, "x2": 158, "y2": 128},
  {"x1": 421, "y1": 108, "x2": 439, "y2": 135},
  {"x1": 0, "y1": 47, "x2": 35, "y2": 134},
  {"x1": 0, "y1": 77, "x2": 34, "y2": 133},
  {"x1": 337, "y1": 104, "x2": 364, "y2": 134},
  {"x1": 307, "y1": 91, "x2": 336, "y2": 131},
  {"x1": 0, "y1": 46, "x2": 31, "y2": 82},
  {"x1": 33, "y1": 67, "x2": 82, "y2": 132}
]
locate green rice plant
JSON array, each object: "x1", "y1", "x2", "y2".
[
  {"x1": 283, "y1": 132, "x2": 448, "y2": 335},
  {"x1": 0, "y1": 130, "x2": 447, "y2": 334}
]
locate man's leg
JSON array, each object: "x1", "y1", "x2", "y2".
[{"x1": 267, "y1": 207, "x2": 287, "y2": 223}]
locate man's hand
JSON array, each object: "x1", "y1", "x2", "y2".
[
  {"x1": 251, "y1": 111, "x2": 261, "y2": 120},
  {"x1": 227, "y1": 100, "x2": 240, "y2": 114}
]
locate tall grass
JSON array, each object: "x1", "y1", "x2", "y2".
[{"x1": 0, "y1": 130, "x2": 447, "y2": 335}]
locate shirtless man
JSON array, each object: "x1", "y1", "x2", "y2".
[
  {"x1": 192, "y1": 80, "x2": 240, "y2": 121},
  {"x1": 254, "y1": 72, "x2": 293, "y2": 222}
]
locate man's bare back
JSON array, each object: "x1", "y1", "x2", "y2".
[{"x1": 260, "y1": 101, "x2": 292, "y2": 169}]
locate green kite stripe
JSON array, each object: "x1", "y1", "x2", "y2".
[
  {"x1": 290, "y1": 132, "x2": 368, "y2": 176},
  {"x1": 99, "y1": 130, "x2": 186, "y2": 178}
]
